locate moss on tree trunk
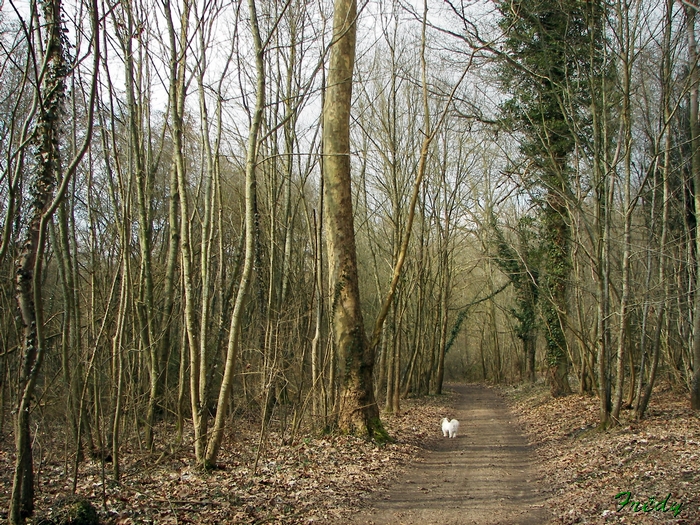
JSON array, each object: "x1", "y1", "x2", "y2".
[{"x1": 322, "y1": 0, "x2": 382, "y2": 440}]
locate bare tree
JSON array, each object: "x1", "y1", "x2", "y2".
[
  {"x1": 205, "y1": 0, "x2": 266, "y2": 465},
  {"x1": 9, "y1": 0, "x2": 99, "y2": 519},
  {"x1": 322, "y1": 0, "x2": 384, "y2": 436}
]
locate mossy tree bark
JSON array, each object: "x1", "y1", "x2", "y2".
[
  {"x1": 10, "y1": 0, "x2": 67, "y2": 519},
  {"x1": 541, "y1": 194, "x2": 572, "y2": 397},
  {"x1": 10, "y1": 0, "x2": 99, "y2": 518},
  {"x1": 496, "y1": 0, "x2": 604, "y2": 397},
  {"x1": 490, "y1": 214, "x2": 539, "y2": 383},
  {"x1": 687, "y1": 0, "x2": 700, "y2": 411},
  {"x1": 323, "y1": 0, "x2": 382, "y2": 437}
]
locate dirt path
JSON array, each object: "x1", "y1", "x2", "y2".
[{"x1": 347, "y1": 384, "x2": 551, "y2": 525}]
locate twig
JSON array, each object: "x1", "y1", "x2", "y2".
[{"x1": 153, "y1": 498, "x2": 218, "y2": 506}]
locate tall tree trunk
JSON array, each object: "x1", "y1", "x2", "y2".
[
  {"x1": 636, "y1": 0, "x2": 673, "y2": 419},
  {"x1": 193, "y1": 1, "x2": 222, "y2": 448},
  {"x1": 111, "y1": 253, "x2": 129, "y2": 481},
  {"x1": 163, "y1": 0, "x2": 204, "y2": 461},
  {"x1": 119, "y1": 6, "x2": 157, "y2": 451},
  {"x1": 53, "y1": 207, "x2": 81, "y2": 452},
  {"x1": 587, "y1": 0, "x2": 613, "y2": 426},
  {"x1": 435, "y1": 248, "x2": 450, "y2": 394},
  {"x1": 384, "y1": 305, "x2": 396, "y2": 413},
  {"x1": 542, "y1": 193, "x2": 572, "y2": 397},
  {"x1": 612, "y1": 8, "x2": 633, "y2": 422},
  {"x1": 205, "y1": 0, "x2": 265, "y2": 465},
  {"x1": 10, "y1": 0, "x2": 98, "y2": 515},
  {"x1": 612, "y1": 0, "x2": 638, "y2": 422},
  {"x1": 636, "y1": 153, "x2": 668, "y2": 418},
  {"x1": 310, "y1": 208, "x2": 324, "y2": 420},
  {"x1": 323, "y1": 0, "x2": 382, "y2": 437},
  {"x1": 687, "y1": 0, "x2": 700, "y2": 410},
  {"x1": 10, "y1": 0, "x2": 68, "y2": 520},
  {"x1": 637, "y1": 156, "x2": 667, "y2": 418}
]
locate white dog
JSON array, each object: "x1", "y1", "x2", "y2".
[{"x1": 441, "y1": 418, "x2": 459, "y2": 438}]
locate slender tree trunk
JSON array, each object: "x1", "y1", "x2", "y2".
[
  {"x1": 111, "y1": 254, "x2": 129, "y2": 481},
  {"x1": 588, "y1": 3, "x2": 613, "y2": 425},
  {"x1": 612, "y1": 106, "x2": 631, "y2": 415},
  {"x1": 638, "y1": 46, "x2": 672, "y2": 417},
  {"x1": 10, "y1": 0, "x2": 68, "y2": 519},
  {"x1": 163, "y1": 0, "x2": 205, "y2": 462},
  {"x1": 120, "y1": 12, "x2": 157, "y2": 451},
  {"x1": 435, "y1": 250, "x2": 450, "y2": 394},
  {"x1": 193, "y1": 2, "x2": 223, "y2": 444},
  {"x1": 612, "y1": 0, "x2": 635, "y2": 422},
  {"x1": 53, "y1": 209, "x2": 80, "y2": 451},
  {"x1": 384, "y1": 305, "x2": 396, "y2": 413},
  {"x1": 311, "y1": 209, "x2": 324, "y2": 419},
  {"x1": 638, "y1": 169, "x2": 668, "y2": 419},
  {"x1": 160, "y1": 162, "x2": 180, "y2": 428},
  {"x1": 205, "y1": 0, "x2": 265, "y2": 465},
  {"x1": 635, "y1": 0, "x2": 673, "y2": 418},
  {"x1": 687, "y1": 0, "x2": 700, "y2": 410}
]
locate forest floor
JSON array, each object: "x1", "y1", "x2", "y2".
[
  {"x1": 503, "y1": 381, "x2": 700, "y2": 525},
  {"x1": 0, "y1": 382, "x2": 698, "y2": 524}
]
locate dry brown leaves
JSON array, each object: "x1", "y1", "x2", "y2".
[
  {"x1": 0, "y1": 392, "x2": 457, "y2": 524},
  {"x1": 12, "y1": 383, "x2": 697, "y2": 525},
  {"x1": 500, "y1": 382, "x2": 700, "y2": 525}
]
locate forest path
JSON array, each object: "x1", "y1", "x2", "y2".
[{"x1": 346, "y1": 384, "x2": 551, "y2": 525}]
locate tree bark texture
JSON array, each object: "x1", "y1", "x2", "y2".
[
  {"x1": 687, "y1": 0, "x2": 700, "y2": 411},
  {"x1": 11, "y1": 0, "x2": 67, "y2": 520},
  {"x1": 205, "y1": 0, "x2": 265, "y2": 465},
  {"x1": 323, "y1": 0, "x2": 381, "y2": 437}
]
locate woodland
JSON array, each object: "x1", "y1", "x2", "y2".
[{"x1": 1, "y1": 0, "x2": 700, "y2": 521}]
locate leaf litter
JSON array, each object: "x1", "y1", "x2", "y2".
[
  {"x1": 2, "y1": 383, "x2": 697, "y2": 524},
  {"x1": 0, "y1": 392, "x2": 457, "y2": 524},
  {"x1": 500, "y1": 382, "x2": 700, "y2": 525}
]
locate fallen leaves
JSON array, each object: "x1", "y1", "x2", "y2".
[
  {"x1": 0, "y1": 392, "x2": 457, "y2": 524},
  {"x1": 13, "y1": 381, "x2": 695, "y2": 525},
  {"x1": 500, "y1": 382, "x2": 700, "y2": 525}
]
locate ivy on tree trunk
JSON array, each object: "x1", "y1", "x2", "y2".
[
  {"x1": 496, "y1": 0, "x2": 604, "y2": 397},
  {"x1": 11, "y1": 0, "x2": 68, "y2": 520}
]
